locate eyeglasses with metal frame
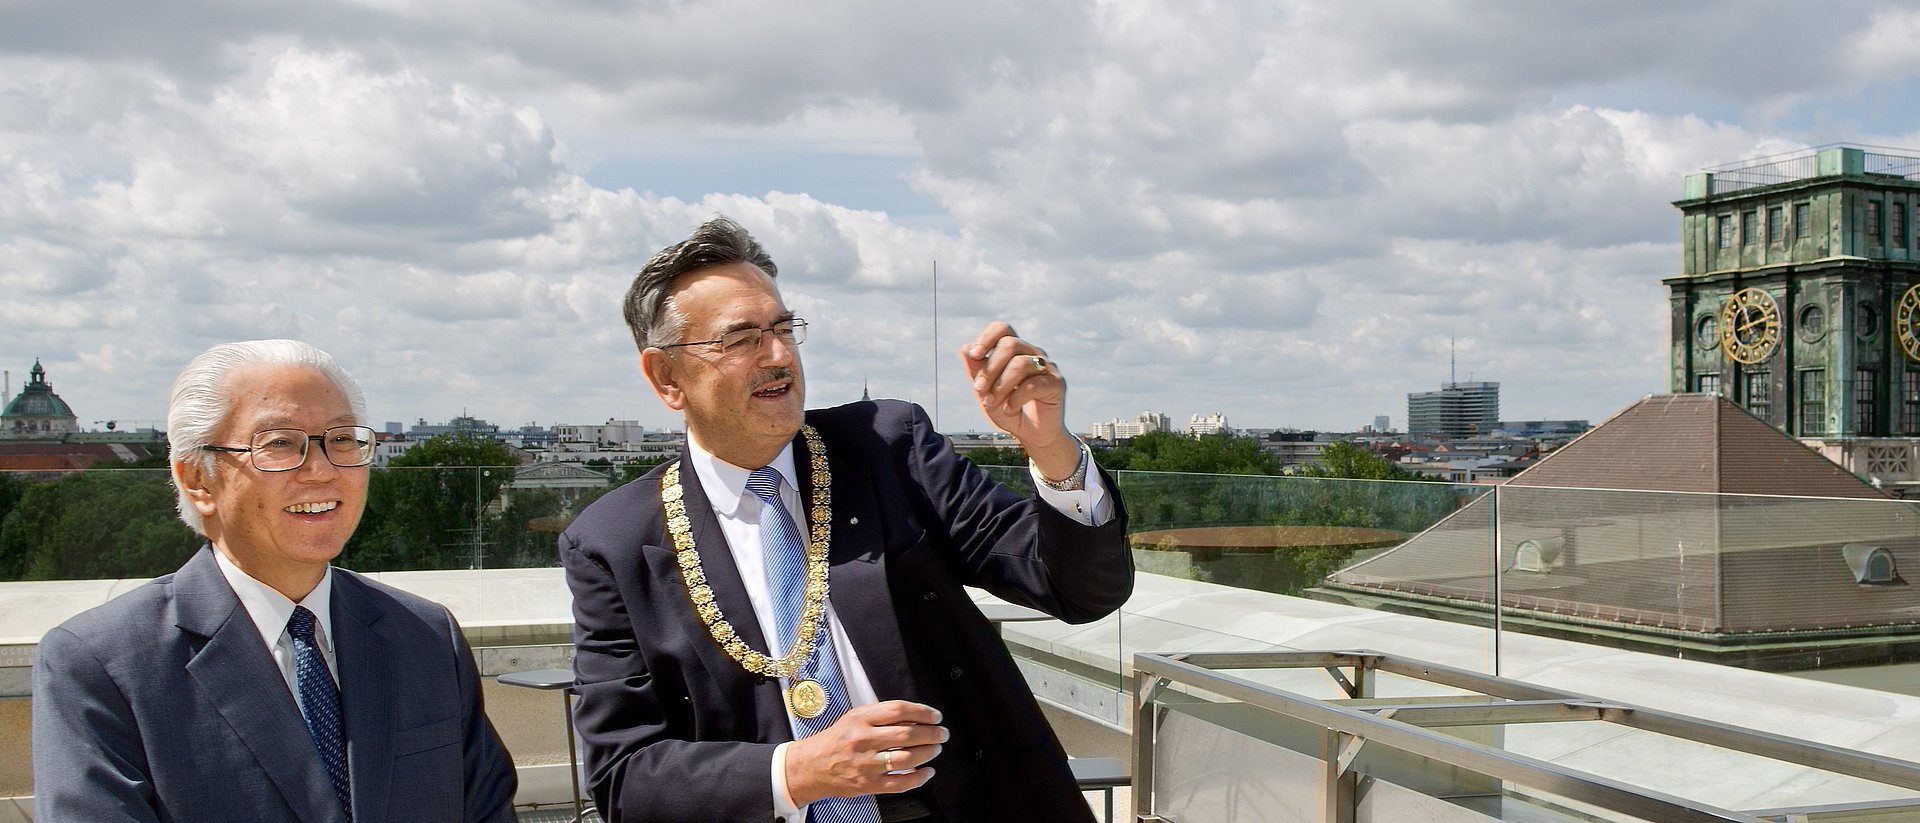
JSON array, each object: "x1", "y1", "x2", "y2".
[
  {"x1": 201, "y1": 425, "x2": 378, "y2": 472},
  {"x1": 657, "y1": 318, "x2": 807, "y2": 358}
]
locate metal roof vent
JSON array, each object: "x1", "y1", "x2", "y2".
[
  {"x1": 1513, "y1": 537, "x2": 1564, "y2": 574},
  {"x1": 1842, "y1": 543, "x2": 1904, "y2": 586}
]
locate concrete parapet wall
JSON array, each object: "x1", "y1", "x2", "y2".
[{"x1": 6, "y1": 567, "x2": 1920, "y2": 815}]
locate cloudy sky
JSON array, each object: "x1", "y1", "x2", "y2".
[{"x1": 5, "y1": 0, "x2": 1920, "y2": 436}]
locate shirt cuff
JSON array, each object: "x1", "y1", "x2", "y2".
[
  {"x1": 772, "y1": 741, "x2": 804, "y2": 821},
  {"x1": 1031, "y1": 462, "x2": 1115, "y2": 526}
]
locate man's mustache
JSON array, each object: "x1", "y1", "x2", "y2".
[{"x1": 752, "y1": 368, "x2": 796, "y2": 390}]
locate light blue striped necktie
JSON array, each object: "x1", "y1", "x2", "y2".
[
  {"x1": 288, "y1": 605, "x2": 352, "y2": 821},
  {"x1": 747, "y1": 467, "x2": 879, "y2": 823}
]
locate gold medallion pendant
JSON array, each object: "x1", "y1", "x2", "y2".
[{"x1": 785, "y1": 679, "x2": 827, "y2": 719}]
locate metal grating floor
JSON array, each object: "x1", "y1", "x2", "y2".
[{"x1": 514, "y1": 807, "x2": 600, "y2": 823}]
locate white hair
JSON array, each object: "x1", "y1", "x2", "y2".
[{"x1": 167, "y1": 340, "x2": 368, "y2": 536}]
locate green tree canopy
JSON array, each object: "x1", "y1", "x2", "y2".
[
  {"x1": 1292, "y1": 441, "x2": 1432, "y2": 481},
  {"x1": 1097, "y1": 431, "x2": 1282, "y2": 476},
  {"x1": 0, "y1": 467, "x2": 200, "y2": 581},
  {"x1": 616, "y1": 456, "x2": 672, "y2": 484},
  {"x1": 344, "y1": 433, "x2": 520, "y2": 571},
  {"x1": 960, "y1": 446, "x2": 1028, "y2": 468}
]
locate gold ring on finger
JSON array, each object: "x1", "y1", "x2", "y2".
[{"x1": 1030, "y1": 355, "x2": 1048, "y2": 376}]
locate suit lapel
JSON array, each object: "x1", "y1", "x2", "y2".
[
  {"x1": 174, "y1": 549, "x2": 349, "y2": 823},
  {"x1": 334, "y1": 571, "x2": 396, "y2": 823},
  {"x1": 675, "y1": 444, "x2": 774, "y2": 660},
  {"x1": 801, "y1": 421, "x2": 917, "y2": 703}
]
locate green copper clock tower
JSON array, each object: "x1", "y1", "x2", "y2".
[{"x1": 1666, "y1": 145, "x2": 1920, "y2": 485}]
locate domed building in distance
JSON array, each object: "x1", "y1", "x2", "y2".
[{"x1": 2, "y1": 360, "x2": 80, "y2": 440}]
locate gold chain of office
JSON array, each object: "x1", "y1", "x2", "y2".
[{"x1": 661, "y1": 425, "x2": 832, "y2": 682}]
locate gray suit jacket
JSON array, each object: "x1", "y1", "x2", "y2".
[{"x1": 31, "y1": 547, "x2": 517, "y2": 823}]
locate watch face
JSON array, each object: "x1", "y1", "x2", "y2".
[
  {"x1": 1720, "y1": 288, "x2": 1780, "y2": 365},
  {"x1": 1898, "y1": 285, "x2": 1920, "y2": 362}
]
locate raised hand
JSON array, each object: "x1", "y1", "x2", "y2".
[{"x1": 958, "y1": 322, "x2": 1079, "y2": 480}]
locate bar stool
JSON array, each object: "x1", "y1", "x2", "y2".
[
  {"x1": 1069, "y1": 757, "x2": 1128, "y2": 823},
  {"x1": 496, "y1": 667, "x2": 593, "y2": 822}
]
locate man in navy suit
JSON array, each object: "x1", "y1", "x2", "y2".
[
  {"x1": 561, "y1": 217, "x2": 1132, "y2": 822},
  {"x1": 31, "y1": 339, "x2": 517, "y2": 823}
]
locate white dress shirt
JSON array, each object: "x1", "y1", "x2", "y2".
[
  {"x1": 684, "y1": 436, "x2": 1113, "y2": 820},
  {"x1": 212, "y1": 550, "x2": 339, "y2": 720}
]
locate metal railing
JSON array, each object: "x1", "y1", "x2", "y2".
[
  {"x1": 1130, "y1": 650, "x2": 1920, "y2": 822},
  {"x1": 1698, "y1": 145, "x2": 1920, "y2": 197},
  {"x1": 1707, "y1": 152, "x2": 1821, "y2": 196},
  {"x1": 1864, "y1": 150, "x2": 1920, "y2": 179}
]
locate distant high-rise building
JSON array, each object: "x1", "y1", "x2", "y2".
[
  {"x1": 1089, "y1": 411, "x2": 1170, "y2": 441},
  {"x1": 1373, "y1": 415, "x2": 1391, "y2": 433},
  {"x1": 408, "y1": 414, "x2": 500, "y2": 440},
  {"x1": 1407, "y1": 382, "x2": 1499, "y2": 440},
  {"x1": 1186, "y1": 412, "x2": 1230, "y2": 436}
]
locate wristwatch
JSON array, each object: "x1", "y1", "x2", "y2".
[{"x1": 1034, "y1": 438, "x2": 1090, "y2": 492}]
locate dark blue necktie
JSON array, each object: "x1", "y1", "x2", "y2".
[
  {"x1": 288, "y1": 605, "x2": 352, "y2": 821},
  {"x1": 747, "y1": 468, "x2": 879, "y2": 823}
]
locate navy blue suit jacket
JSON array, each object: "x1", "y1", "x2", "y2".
[
  {"x1": 560, "y1": 400, "x2": 1132, "y2": 822},
  {"x1": 31, "y1": 547, "x2": 518, "y2": 823}
]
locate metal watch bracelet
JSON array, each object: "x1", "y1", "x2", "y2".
[{"x1": 1035, "y1": 437, "x2": 1090, "y2": 492}]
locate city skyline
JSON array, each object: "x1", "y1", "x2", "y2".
[
  {"x1": 3, "y1": 365, "x2": 1409, "y2": 439},
  {"x1": 6, "y1": 2, "x2": 1920, "y2": 433}
]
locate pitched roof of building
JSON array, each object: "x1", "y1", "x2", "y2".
[
  {"x1": 0, "y1": 442, "x2": 161, "y2": 463},
  {"x1": 0, "y1": 454, "x2": 94, "y2": 472},
  {"x1": 1506, "y1": 393, "x2": 1882, "y2": 498},
  {"x1": 1325, "y1": 393, "x2": 1905, "y2": 639}
]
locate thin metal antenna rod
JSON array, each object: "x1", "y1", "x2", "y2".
[{"x1": 931, "y1": 260, "x2": 939, "y2": 430}]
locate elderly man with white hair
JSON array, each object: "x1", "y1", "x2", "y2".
[{"x1": 32, "y1": 339, "x2": 517, "y2": 823}]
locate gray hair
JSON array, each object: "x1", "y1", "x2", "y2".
[
  {"x1": 166, "y1": 339, "x2": 368, "y2": 536},
  {"x1": 623, "y1": 215, "x2": 779, "y2": 351}
]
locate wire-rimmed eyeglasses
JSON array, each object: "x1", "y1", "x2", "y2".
[
  {"x1": 658, "y1": 318, "x2": 807, "y2": 359},
  {"x1": 202, "y1": 426, "x2": 378, "y2": 472}
]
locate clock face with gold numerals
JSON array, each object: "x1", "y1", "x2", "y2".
[
  {"x1": 1898, "y1": 284, "x2": 1920, "y2": 362},
  {"x1": 1719, "y1": 288, "x2": 1780, "y2": 365}
]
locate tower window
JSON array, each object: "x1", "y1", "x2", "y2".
[
  {"x1": 1794, "y1": 202, "x2": 1812, "y2": 238},
  {"x1": 1767, "y1": 206, "x2": 1784, "y2": 247},
  {"x1": 1800, "y1": 369, "x2": 1828, "y2": 435},
  {"x1": 1744, "y1": 371, "x2": 1770, "y2": 419},
  {"x1": 1869, "y1": 201, "x2": 1884, "y2": 240},
  {"x1": 1696, "y1": 373, "x2": 1721, "y2": 395},
  {"x1": 1856, "y1": 367, "x2": 1880, "y2": 435},
  {"x1": 1741, "y1": 210, "x2": 1758, "y2": 245},
  {"x1": 1718, "y1": 214, "x2": 1735, "y2": 249},
  {"x1": 1906, "y1": 372, "x2": 1920, "y2": 435},
  {"x1": 1894, "y1": 203, "x2": 1909, "y2": 249},
  {"x1": 1694, "y1": 314, "x2": 1719, "y2": 350},
  {"x1": 1798, "y1": 303, "x2": 1825, "y2": 341}
]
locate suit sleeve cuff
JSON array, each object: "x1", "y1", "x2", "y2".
[
  {"x1": 772, "y1": 741, "x2": 805, "y2": 821},
  {"x1": 1031, "y1": 463, "x2": 1115, "y2": 526}
]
